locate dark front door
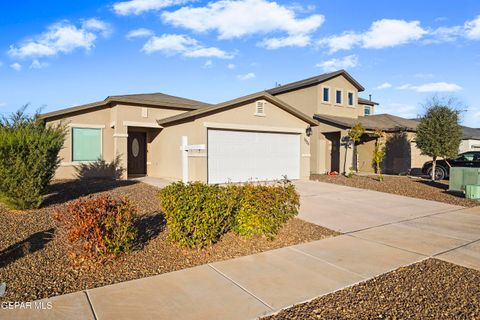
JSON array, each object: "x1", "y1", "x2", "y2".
[{"x1": 128, "y1": 132, "x2": 147, "y2": 175}]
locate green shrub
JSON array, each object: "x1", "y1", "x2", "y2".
[
  {"x1": 0, "y1": 108, "x2": 66, "y2": 209},
  {"x1": 233, "y1": 180, "x2": 300, "y2": 238},
  {"x1": 159, "y1": 182, "x2": 240, "y2": 248},
  {"x1": 54, "y1": 195, "x2": 137, "y2": 262}
]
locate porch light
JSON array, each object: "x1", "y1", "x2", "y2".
[{"x1": 306, "y1": 126, "x2": 313, "y2": 137}]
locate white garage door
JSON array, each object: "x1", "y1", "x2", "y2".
[{"x1": 208, "y1": 129, "x2": 300, "y2": 184}]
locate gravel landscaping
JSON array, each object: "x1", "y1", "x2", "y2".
[
  {"x1": 0, "y1": 179, "x2": 337, "y2": 302},
  {"x1": 265, "y1": 258, "x2": 480, "y2": 320},
  {"x1": 311, "y1": 174, "x2": 479, "y2": 207}
]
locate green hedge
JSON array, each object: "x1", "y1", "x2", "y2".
[
  {"x1": 0, "y1": 109, "x2": 65, "y2": 209},
  {"x1": 158, "y1": 180, "x2": 299, "y2": 248}
]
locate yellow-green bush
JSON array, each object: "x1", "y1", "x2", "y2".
[
  {"x1": 233, "y1": 180, "x2": 300, "y2": 238},
  {"x1": 158, "y1": 182, "x2": 240, "y2": 248},
  {"x1": 158, "y1": 179, "x2": 300, "y2": 248}
]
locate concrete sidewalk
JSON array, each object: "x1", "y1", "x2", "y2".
[{"x1": 3, "y1": 180, "x2": 480, "y2": 320}]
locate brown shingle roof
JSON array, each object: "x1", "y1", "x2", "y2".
[
  {"x1": 314, "y1": 113, "x2": 419, "y2": 132},
  {"x1": 266, "y1": 70, "x2": 365, "y2": 95},
  {"x1": 39, "y1": 93, "x2": 211, "y2": 120},
  {"x1": 157, "y1": 91, "x2": 318, "y2": 126},
  {"x1": 358, "y1": 97, "x2": 379, "y2": 106}
]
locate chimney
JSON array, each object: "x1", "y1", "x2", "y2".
[{"x1": 369, "y1": 94, "x2": 372, "y2": 101}]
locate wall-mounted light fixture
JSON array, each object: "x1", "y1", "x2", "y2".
[{"x1": 306, "y1": 126, "x2": 313, "y2": 137}]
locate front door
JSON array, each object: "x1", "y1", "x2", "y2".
[{"x1": 128, "y1": 132, "x2": 147, "y2": 175}]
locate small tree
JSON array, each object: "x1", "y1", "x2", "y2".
[
  {"x1": 372, "y1": 128, "x2": 386, "y2": 181},
  {"x1": 415, "y1": 97, "x2": 462, "y2": 181},
  {"x1": 0, "y1": 107, "x2": 66, "y2": 209},
  {"x1": 346, "y1": 123, "x2": 365, "y2": 176}
]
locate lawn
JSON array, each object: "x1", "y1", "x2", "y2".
[
  {"x1": 0, "y1": 179, "x2": 337, "y2": 302},
  {"x1": 311, "y1": 174, "x2": 479, "y2": 207},
  {"x1": 264, "y1": 258, "x2": 480, "y2": 319}
]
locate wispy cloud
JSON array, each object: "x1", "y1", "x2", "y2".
[
  {"x1": 397, "y1": 82, "x2": 462, "y2": 92},
  {"x1": 237, "y1": 72, "x2": 256, "y2": 80},
  {"x1": 227, "y1": 63, "x2": 235, "y2": 69},
  {"x1": 8, "y1": 19, "x2": 111, "y2": 59},
  {"x1": 126, "y1": 28, "x2": 154, "y2": 39},
  {"x1": 162, "y1": 0, "x2": 324, "y2": 49},
  {"x1": 202, "y1": 60, "x2": 213, "y2": 68},
  {"x1": 10, "y1": 63, "x2": 22, "y2": 71},
  {"x1": 315, "y1": 55, "x2": 358, "y2": 72},
  {"x1": 142, "y1": 34, "x2": 234, "y2": 59},
  {"x1": 29, "y1": 59, "x2": 49, "y2": 69},
  {"x1": 375, "y1": 82, "x2": 392, "y2": 90},
  {"x1": 113, "y1": 0, "x2": 192, "y2": 15}
]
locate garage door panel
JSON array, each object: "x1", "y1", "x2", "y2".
[{"x1": 208, "y1": 129, "x2": 300, "y2": 184}]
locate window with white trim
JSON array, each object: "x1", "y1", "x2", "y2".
[
  {"x1": 348, "y1": 92, "x2": 354, "y2": 106},
  {"x1": 335, "y1": 90, "x2": 342, "y2": 104},
  {"x1": 364, "y1": 106, "x2": 371, "y2": 116},
  {"x1": 255, "y1": 100, "x2": 266, "y2": 116},
  {"x1": 322, "y1": 87, "x2": 330, "y2": 102},
  {"x1": 72, "y1": 128, "x2": 102, "y2": 161}
]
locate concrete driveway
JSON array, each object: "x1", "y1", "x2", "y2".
[{"x1": 295, "y1": 180, "x2": 480, "y2": 270}]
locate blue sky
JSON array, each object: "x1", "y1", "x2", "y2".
[{"x1": 1, "y1": 0, "x2": 479, "y2": 126}]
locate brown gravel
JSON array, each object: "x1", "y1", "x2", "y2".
[
  {"x1": 0, "y1": 179, "x2": 337, "y2": 302},
  {"x1": 264, "y1": 258, "x2": 480, "y2": 320},
  {"x1": 311, "y1": 174, "x2": 480, "y2": 208}
]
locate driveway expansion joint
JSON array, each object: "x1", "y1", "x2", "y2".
[{"x1": 84, "y1": 290, "x2": 98, "y2": 320}]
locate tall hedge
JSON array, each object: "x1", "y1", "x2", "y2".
[{"x1": 0, "y1": 109, "x2": 66, "y2": 209}]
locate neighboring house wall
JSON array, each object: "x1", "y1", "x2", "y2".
[{"x1": 460, "y1": 139, "x2": 480, "y2": 153}]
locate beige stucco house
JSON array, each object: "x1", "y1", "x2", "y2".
[{"x1": 40, "y1": 69, "x2": 436, "y2": 182}]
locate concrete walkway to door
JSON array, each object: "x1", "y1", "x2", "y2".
[{"x1": 3, "y1": 180, "x2": 480, "y2": 320}]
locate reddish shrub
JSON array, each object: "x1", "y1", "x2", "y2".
[{"x1": 54, "y1": 195, "x2": 137, "y2": 263}]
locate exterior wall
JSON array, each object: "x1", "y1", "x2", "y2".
[
  {"x1": 316, "y1": 76, "x2": 361, "y2": 118},
  {"x1": 156, "y1": 100, "x2": 312, "y2": 182},
  {"x1": 460, "y1": 139, "x2": 480, "y2": 153}
]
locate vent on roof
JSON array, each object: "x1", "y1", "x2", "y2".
[{"x1": 255, "y1": 100, "x2": 266, "y2": 116}]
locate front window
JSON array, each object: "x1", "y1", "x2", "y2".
[
  {"x1": 456, "y1": 153, "x2": 475, "y2": 161},
  {"x1": 348, "y1": 92, "x2": 354, "y2": 106},
  {"x1": 336, "y1": 90, "x2": 342, "y2": 104},
  {"x1": 323, "y1": 87, "x2": 329, "y2": 102},
  {"x1": 364, "y1": 106, "x2": 371, "y2": 116},
  {"x1": 72, "y1": 128, "x2": 102, "y2": 161}
]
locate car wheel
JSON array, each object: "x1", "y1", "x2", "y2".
[{"x1": 427, "y1": 167, "x2": 446, "y2": 180}]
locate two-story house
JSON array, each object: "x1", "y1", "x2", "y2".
[{"x1": 40, "y1": 70, "x2": 431, "y2": 182}]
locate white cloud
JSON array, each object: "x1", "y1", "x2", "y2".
[
  {"x1": 203, "y1": 60, "x2": 213, "y2": 68},
  {"x1": 397, "y1": 82, "x2": 462, "y2": 92},
  {"x1": 315, "y1": 55, "x2": 358, "y2": 72},
  {"x1": 227, "y1": 63, "x2": 235, "y2": 69},
  {"x1": 142, "y1": 34, "x2": 233, "y2": 59},
  {"x1": 82, "y1": 18, "x2": 112, "y2": 37},
  {"x1": 375, "y1": 82, "x2": 392, "y2": 90},
  {"x1": 10, "y1": 63, "x2": 22, "y2": 71},
  {"x1": 259, "y1": 34, "x2": 311, "y2": 49},
  {"x1": 126, "y1": 28, "x2": 154, "y2": 39},
  {"x1": 318, "y1": 19, "x2": 427, "y2": 53},
  {"x1": 113, "y1": 0, "x2": 192, "y2": 15},
  {"x1": 29, "y1": 59, "x2": 49, "y2": 69},
  {"x1": 162, "y1": 0, "x2": 324, "y2": 41},
  {"x1": 237, "y1": 72, "x2": 255, "y2": 80},
  {"x1": 464, "y1": 15, "x2": 480, "y2": 40},
  {"x1": 8, "y1": 19, "x2": 109, "y2": 59}
]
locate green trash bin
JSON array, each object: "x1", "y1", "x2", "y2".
[{"x1": 466, "y1": 185, "x2": 480, "y2": 200}]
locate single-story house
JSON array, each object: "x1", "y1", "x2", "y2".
[{"x1": 460, "y1": 127, "x2": 480, "y2": 153}]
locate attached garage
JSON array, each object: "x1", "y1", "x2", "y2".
[
  {"x1": 156, "y1": 92, "x2": 318, "y2": 183},
  {"x1": 207, "y1": 129, "x2": 301, "y2": 183}
]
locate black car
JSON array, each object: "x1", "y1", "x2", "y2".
[{"x1": 422, "y1": 151, "x2": 480, "y2": 180}]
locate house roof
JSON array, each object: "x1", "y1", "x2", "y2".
[
  {"x1": 39, "y1": 93, "x2": 212, "y2": 120},
  {"x1": 461, "y1": 126, "x2": 480, "y2": 140},
  {"x1": 157, "y1": 91, "x2": 318, "y2": 126},
  {"x1": 266, "y1": 70, "x2": 365, "y2": 95},
  {"x1": 314, "y1": 113, "x2": 420, "y2": 132},
  {"x1": 358, "y1": 97, "x2": 379, "y2": 106}
]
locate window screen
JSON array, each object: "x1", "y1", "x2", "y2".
[
  {"x1": 348, "y1": 92, "x2": 353, "y2": 105},
  {"x1": 364, "y1": 106, "x2": 371, "y2": 116},
  {"x1": 323, "y1": 88, "x2": 329, "y2": 102},
  {"x1": 336, "y1": 90, "x2": 342, "y2": 104},
  {"x1": 72, "y1": 128, "x2": 101, "y2": 161}
]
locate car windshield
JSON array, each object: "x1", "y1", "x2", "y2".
[{"x1": 455, "y1": 153, "x2": 475, "y2": 161}]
